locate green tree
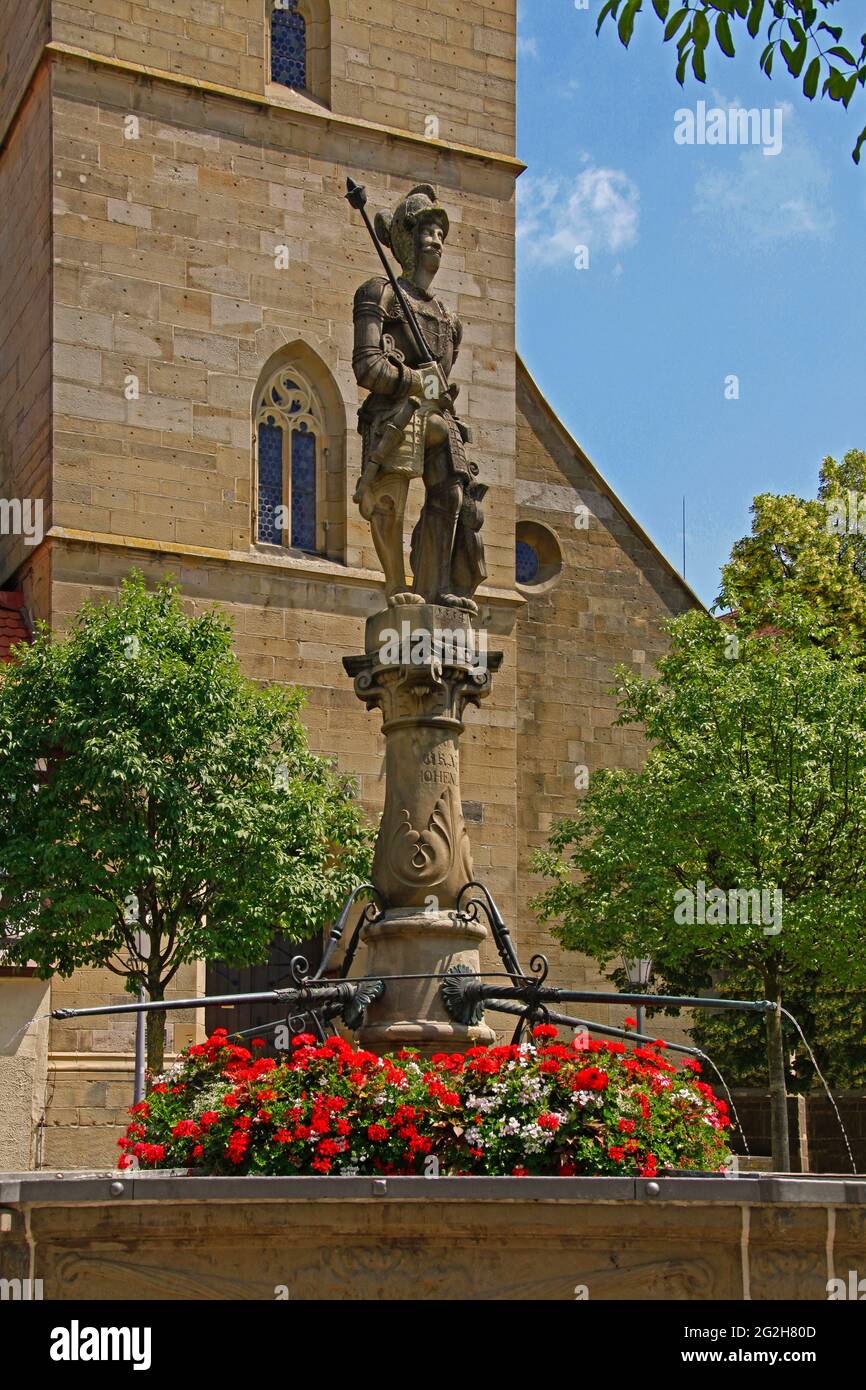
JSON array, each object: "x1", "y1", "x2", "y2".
[
  {"x1": 0, "y1": 573, "x2": 371, "y2": 1073},
  {"x1": 532, "y1": 607, "x2": 866, "y2": 1169},
  {"x1": 597, "y1": 0, "x2": 866, "y2": 163},
  {"x1": 671, "y1": 961, "x2": 866, "y2": 1091},
  {"x1": 720, "y1": 449, "x2": 866, "y2": 648}
]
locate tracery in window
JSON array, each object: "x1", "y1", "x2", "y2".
[{"x1": 255, "y1": 367, "x2": 325, "y2": 552}]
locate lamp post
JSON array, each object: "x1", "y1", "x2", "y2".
[{"x1": 623, "y1": 956, "x2": 653, "y2": 1036}]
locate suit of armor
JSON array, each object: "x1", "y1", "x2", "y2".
[{"x1": 350, "y1": 186, "x2": 487, "y2": 612}]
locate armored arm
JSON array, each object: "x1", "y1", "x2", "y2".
[{"x1": 352, "y1": 278, "x2": 417, "y2": 398}]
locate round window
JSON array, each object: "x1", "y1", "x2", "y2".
[
  {"x1": 515, "y1": 540, "x2": 540, "y2": 585},
  {"x1": 514, "y1": 520, "x2": 563, "y2": 591}
]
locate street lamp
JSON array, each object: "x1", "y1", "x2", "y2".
[{"x1": 623, "y1": 956, "x2": 653, "y2": 1037}]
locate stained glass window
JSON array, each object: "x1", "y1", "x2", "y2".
[
  {"x1": 516, "y1": 540, "x2": 540, "y2": 585},
  {"x1": 271, "y1": 1, "x2": 307, "y2": 90},
  {"x1": 258, "y1": 421, "x2": 284, "y2": 546},
  {"x1": 291, "y1": 426, "x2": 317, "y2": 550},
  {"x1": 255, "y1": 365, "x2": 323, "y2": 551}
]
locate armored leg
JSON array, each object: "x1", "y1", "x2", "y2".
[
  {"x1": 364, "y1": 473, "x2": 418, "y2": 604},
  {"x1": 411, "y1": 440, "x2": 463, "y2": 605}
]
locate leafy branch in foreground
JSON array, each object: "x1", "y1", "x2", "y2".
[{"x1": 596, "y1": 0, "x2": 866, "y2": 163}]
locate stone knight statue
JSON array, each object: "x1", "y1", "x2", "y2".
[{"x1": 347, "y1": 179, "x2": 486, "y2": 614}]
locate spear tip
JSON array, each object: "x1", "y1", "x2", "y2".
[{"x1": 345, "y1": 176, "x2": 367, "y2": 210}]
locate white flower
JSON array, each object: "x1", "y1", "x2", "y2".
[{"x1": 467, "y1": 1093, "x2": 497, "y2": 1113}]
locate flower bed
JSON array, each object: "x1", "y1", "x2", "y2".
[{"x1": 117, "y1": 1025, "x2": 732, "y2": 1177}]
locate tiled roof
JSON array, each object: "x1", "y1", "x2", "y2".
[{"x1": 0, "y1": 591, "x2": 30, "y2": 662}]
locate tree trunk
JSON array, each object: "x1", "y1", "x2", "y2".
[
  {"x1": 145, "y1": 981, "x2": 166, "y2": 1077},
  {"x1": 764, "y1": 971, "x2": 791, "y2": 1171}
]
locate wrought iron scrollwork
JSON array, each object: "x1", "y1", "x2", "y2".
[
  {"x1": 341, "y1": 976, "x2": 385, "y2": 1032},
  {"x1": 441, "y1": 963, "x2": 485, "y2": 1027}
]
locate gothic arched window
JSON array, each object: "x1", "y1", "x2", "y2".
[
  {"x1": 255, "y1": 366, "x2": 324, "y2": 552},
  {"x1": 270, "y1": 1, "x2": 307, "y2": 90}
]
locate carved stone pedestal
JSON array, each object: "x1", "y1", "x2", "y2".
[{"x1": 344, "y1": 603, "x2": 501, "y2": 1052}]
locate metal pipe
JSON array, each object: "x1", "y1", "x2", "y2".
[
  {"x1": 51, "y1": 982, "x2": 360, "y2": 1021},
  {"x1": 483, "y1": 1000, "x2": 700, "y2": 1057},
  {"x1": 472, "y1": 986, "x2": 775, "y2": 1014},
  {"x1": 133, "y1": 986, "x2": 146, "y2": 1104}
]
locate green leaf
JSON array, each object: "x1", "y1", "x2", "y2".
[
  {"x1": 618, "y1": 0, "x2": 643, "y2": 47},
  {"x1": 780, "y1": 38, "x2": 807, "y2": 77},
  {"x1": 827, "y1": 46, "x2": 857, "y2": 67},
  {"x1": 596, "y1": 0, "x2": 619, "y2": 36},
  {"x1": 693, "y1": 10, "x2": 710, "y2": 47},
  {"x1": 824, "y1": 66, "x2": 849, "y2": 100},
  {"x1": 747, "y1": 0, "x2": 765, "y2": 39},
  {"x1": 716, "y1": 13, "x2": 736, "y2": 57},
  {"x1": 652, "y1": 0, "x2": 670, "y2": 20},
  {"x1": 803, "y1": 55, "x2": 820, "y2": 99},
  {"x1": 664, "y1": 7, "x2": 688, "y2": 41},
  {"x1": 853, "y1": 124, "x2": 866, "y2": 164}
]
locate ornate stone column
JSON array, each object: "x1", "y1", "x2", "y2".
[{"x1": 344, "y1": 603, "x2": 500, "y2": 1052}]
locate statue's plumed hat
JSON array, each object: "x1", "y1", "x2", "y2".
[{"x1": 374, "y1": 184, "x2": 449, "y2": 276}]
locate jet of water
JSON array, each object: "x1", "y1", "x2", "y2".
[
  {"x1": 0, "y1": 1011, "x2": 52, "y2": 1051},
  {"x1": 696, "y1": 1049, "x2": 751, "y2": 1159},
  {"x1": 782, "y1": 1007, "x2": 857, "y2": 1176}
]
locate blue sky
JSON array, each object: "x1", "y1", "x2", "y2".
[{"x1": 516, "y1": 0, "x2": 866, "y2": 604}]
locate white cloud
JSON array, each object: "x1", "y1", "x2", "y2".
[
  {"x1": 692, "y1": 101, "x2": 835, "y2": 244},
  {"x1": 517, "y1": 35, "x2": 539, "y2": 58},
  {"x1": 517, "y1": 167, "x2": 640, "y2": 266}
]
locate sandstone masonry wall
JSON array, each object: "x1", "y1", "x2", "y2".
[
  {"x1": 0, "y1": 71, "x2": 52, "y2": 584},
  {"x1": 50, "y1": 0, "x2": 515, "y2": 154}
]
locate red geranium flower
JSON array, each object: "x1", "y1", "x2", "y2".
[
  {"x1": 532, "y1": 1024, "x2": 558, "y2": 1039},
  {"x1": 573, "y1": 1066, "x2": 609, "y2": 1092}
]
